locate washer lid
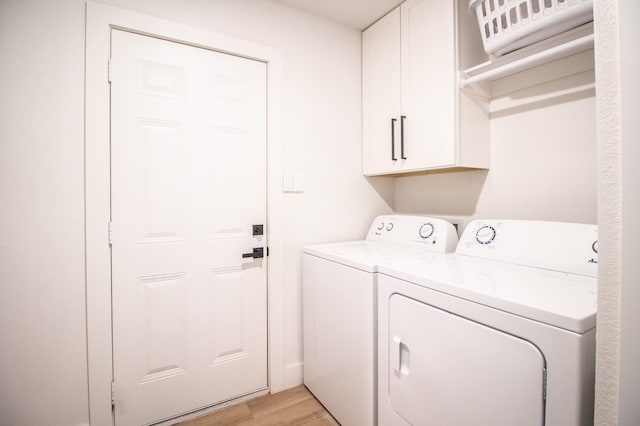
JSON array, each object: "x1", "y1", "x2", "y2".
[
  {"x1": 303, "y1": 215, "x2": 459, "y2": 272},
  {"x1": 378, "y1": 254, "x2": 597, "y2": 334},
  {"x1": 303, "y1": 240, "x2": 433, "y2": 273}
]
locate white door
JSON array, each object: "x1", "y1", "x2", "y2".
[
  {"x1": 110, "y1": 30, "x2": 267, "y2": 425},
  {"x1": 389, "y1": 294, "x2": 545, "y2": 426},
  {"x1": 400, "y1": 0, "x2": 456, "y2": 171},
  {"x1": 362, "y1": 7, "x2": 402, "y2": 176}
]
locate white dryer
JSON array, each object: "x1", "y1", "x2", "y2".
[
  {"x1": 303, "y1": 215, "x2": 458, "y2": 426},
  {"x1": 377, "y1": 220, "x2": 598, "y2": 426}
]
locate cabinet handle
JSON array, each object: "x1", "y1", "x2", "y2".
[
  {"x1": 401, "y1": 115, "x2": 407, "y2": 160},
  {"x1": 391, "y1": 118, "x2": 397, "y2": 161}
]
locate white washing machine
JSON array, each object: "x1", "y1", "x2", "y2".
[
  {"x1": 377, "y1": 220, "x2": 598, "y2": 426},
  {"x1": 303, "y1": 215, "x2": 459, "y2": 426}
]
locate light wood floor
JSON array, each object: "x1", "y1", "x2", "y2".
[{"x1": 175, "y1": 385, "x2": 340, "y2": 426}]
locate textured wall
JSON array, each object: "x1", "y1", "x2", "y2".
[
  {"x1": 595, "y1": 0, "x2": 640, "y2": 424},
  {"x1": 617, "y1": 0, "x2": 640, "y2": 421},
  {"x1": 593, "y1": 0, "x2": 622, "y2": 424}
]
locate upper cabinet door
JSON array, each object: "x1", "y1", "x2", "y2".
[
  {"x1": 362, "y1": 7, "x2": 402, "y2": 176},
  {"x1": 362, "y1": 0, "x2": 489, "y2": 176},
  {"x1": 401, "y1": 0, "x2": 456, "y2": 171}
]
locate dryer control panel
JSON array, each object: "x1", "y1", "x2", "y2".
[
  {"x1": 457, "y1": 220, "x2": 598, "y2": 277},
  {"x1": 367, "y1": 215, "x2": 459, "y2": 253}
]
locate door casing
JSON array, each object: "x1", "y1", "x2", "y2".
[{"x1": 85, "y1": 3, "x2": 285, "y2": 425}]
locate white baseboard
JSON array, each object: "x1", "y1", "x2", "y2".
[{"x1": 283, "y1": 361, "x2": 304, "y2": 389}]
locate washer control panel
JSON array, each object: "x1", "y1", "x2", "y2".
[
  {"x1": 457, "y1": 220, "x2": 598, "y2": 277},
  {"x1": 367, "y1": 215, "x2": 458, "y2": 253}
]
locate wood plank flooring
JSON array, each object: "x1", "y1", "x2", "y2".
[{"x1": 175, "y1": 386, "x2": 340, "y2": 426}]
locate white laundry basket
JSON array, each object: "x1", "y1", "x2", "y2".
[{"x1": 469, "y1": 0, "x2": 593, "y2": 56}]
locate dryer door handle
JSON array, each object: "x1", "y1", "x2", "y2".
[{"x1": 392, "y1": 336, "x2": 410, "y2": 376}]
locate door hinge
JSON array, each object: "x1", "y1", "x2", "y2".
[
  {"x1": 266, "y1": 246, "x2": 269, "y2": 257},
  {"x1": 108, "y1": 221, "x2": 113, "y2": 245},
  {"x1": 111, "y1": 381, "x2": 116, "y2": 406},
  {"x1": 108, "y1": 59, "x2": 113, "y2": 83},
  {"x1": 542, "y1": 367, "x2": 547, "y2": 400}
]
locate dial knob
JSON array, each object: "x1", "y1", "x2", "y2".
[
  {"x1": 475, "y1": 225, "x2": 496, "y2": 245},
  {"x1": 419, "y1": 223, "x2": 435, "y2": 239},
  {"x1": 377, "y1": 222, "x2": 384, "y2": 231},
  {"x1": 592, "y1": 241, "x2": 598, "y2": 253},
  {"x1": 386, "y1": 222, "x2": 394, "y2": 231}
]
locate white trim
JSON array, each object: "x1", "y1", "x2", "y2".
[
  {"x1": 85, "y1": 2, "x2": 285, "y2": 424},
  {"x1": 283, "y1": 362, "x2": 304, "y2": 389}
]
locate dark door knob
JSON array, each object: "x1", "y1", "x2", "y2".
[{"x1": 242, "y1": 247, "x2": 264, "y2": 259}]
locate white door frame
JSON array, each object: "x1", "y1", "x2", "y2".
[{"x1": 85, "y1": 3, "x2": 285, "y2": 424}]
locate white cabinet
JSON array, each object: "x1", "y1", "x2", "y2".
[
  {"x1": 362, "y1": 0, "x2": 489, "y2": 176},
  {"x1": 362, "y1": 7, "x2": 402, "y2": 175}
]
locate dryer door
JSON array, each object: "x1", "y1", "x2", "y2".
[{"x1": 388, "y1": 294, "x2": 545, "y2": 426}]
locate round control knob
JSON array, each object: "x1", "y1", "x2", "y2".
[
  {"x1": 475, "y1": 225, "x2": 496, "y2": 245},
  {"x1": 592, "y1": 241, "x2": 598, "y2": 253},
  {"x1": 377, "y1": 222, "x2": 384, "y2": 231},
  {"x1": 419, "y1": 223, "x2": 435, "y2": 239},
  {"x1": 386, "y1": 223, "x2": 394, "y2": 231}
]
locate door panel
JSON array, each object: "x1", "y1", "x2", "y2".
[
  {"x1": 111, "y1": 30, "x2": 267, "y2": 425},
  {"x1": 138, "y1": 273, "x2": 187, "y2": 382},
  {"x1": 389, "y1": 294, "x2": 545, "y2": 426},
  {"x1": 137, "y1": 120, "x2": 186, "y2": 244},
  {"x1": 208, "y1": 267, "x2": 261, "y2": 365}
]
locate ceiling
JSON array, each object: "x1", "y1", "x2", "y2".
[{"x1": 269, "y1": 0, "x2": 405, "y2": 30}]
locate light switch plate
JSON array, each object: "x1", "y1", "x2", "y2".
[
  {"x1": 293, "y1": 173, "x2": 304, "y2": 192},
  {"x1": 283, "y1": 172, "x2": 303, "y2": 193},
  {"x1": 283, "y1": 172, "x2": 294, "y2": 192}
]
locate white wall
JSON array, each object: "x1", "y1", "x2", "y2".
[
  {"x1": 0, "y1": 1, "x2": 89, "y2": 425},
  {"x1": 0, "y1": 0, "x2": 393, "y2": 424},
  {"x1": 395, "y1": 69, "x2": 597, "y2": 230}
]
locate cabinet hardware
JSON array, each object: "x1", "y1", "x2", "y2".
[
  {"x1": 401, "y1": 115, "x2": 407, "y2": 160},
  {"x1": 391, "y1": 118, "x2": 397, "y2": 161}
]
